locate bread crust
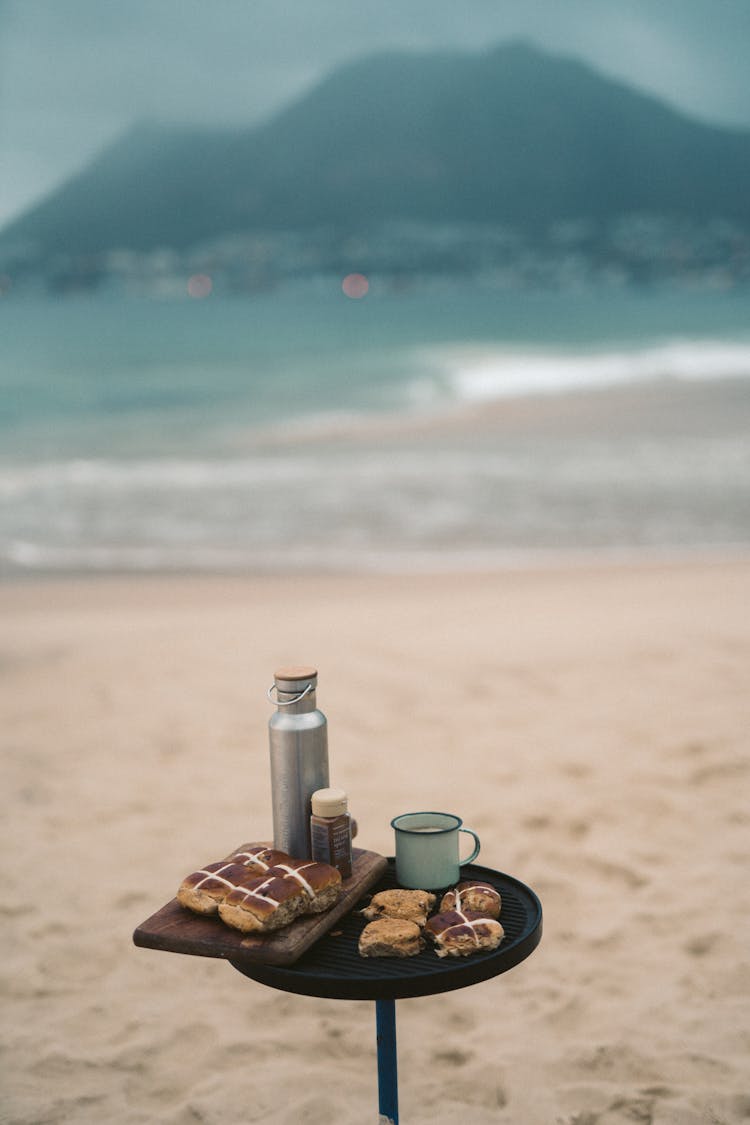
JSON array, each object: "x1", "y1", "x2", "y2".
[
  {"x1": 219, "y1": 874, "x2": 308, "y2": 932},
  {"x1": 177, "y1": 862, "x2": 262, "y2": 915},
  {"x1": 439, "y1": 881, "x2": 502, "y2": 919},
  {"x1": 178, "y1": 854, "x2": 342, "y2": 933},
  {"x1": 266, "y1": 861, "x2": 342, "y2": 914},
  {"x1": 424, "y1": 909, "x2": 504, "y2": 958}
]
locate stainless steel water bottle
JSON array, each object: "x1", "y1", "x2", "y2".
[{"x1": 268, "y1": 666, "x2": 330, "y2": 859}]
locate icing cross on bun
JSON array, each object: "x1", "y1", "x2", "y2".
[
  {"x1": 218, "y1": 860, "x2": 342, "y2": 933},
  {"x1": 177, "y1": 861, "x2": 266, "y2": 915},
  {"x1": 177, "y1": 854, "x2": 342, "y2": 931},
  {"x1": 218, "y1": 872, "x2": 310, "y2": 932},
  {"x1": 439, "y1": 881, "x2": 502, "y2": 919},
  {"x1": 424, "y1": 909, "x2": 504, "y2": 958},
  {"x1": 268, "y1": 861, "x2": 343, "y2": 915},
  {"x1": 231, "y1": 846, "x2": 293, "y2": 876}
]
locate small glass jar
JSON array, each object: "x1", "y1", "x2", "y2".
[{"x1": 310, "y1": 787, "x2": 353, "y2": 879}]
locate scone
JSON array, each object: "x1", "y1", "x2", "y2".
[
  {"x1": 439, "y1": 881, "x2": 502, "y2": 919},
  {"x1": 358, "y1": 918, "x2": 424, "y2": 958},
  {"x1": 424, "y1": 909, "x2": 504, "y2": 958},
  {"x1": 361, "y1": 889, "x2": 436, "y2": 927},
  {"x1": 177, "y1": 861, "x2": 261, "y2": 915}
]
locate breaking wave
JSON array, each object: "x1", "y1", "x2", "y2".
[{"x1": 416, "y1": 339, "x2": 750, "y2": 404}]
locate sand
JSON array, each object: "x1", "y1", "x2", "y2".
[{"x1": 1, "y1": 557, "x2": 749, "y2": 1124}]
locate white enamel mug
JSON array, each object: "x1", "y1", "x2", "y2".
[{"x1": 391, "y1": 811, "x2": 481, "y2": 890}]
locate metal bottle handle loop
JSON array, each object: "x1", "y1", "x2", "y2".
[{"x1": 267, "y1": 681, "x2": 314, "y2": 706}]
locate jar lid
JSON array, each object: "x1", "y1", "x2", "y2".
[{"x1": 311, "y1": 787, "x2": 348, "y2": 817}]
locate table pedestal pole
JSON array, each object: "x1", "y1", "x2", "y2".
[{"x1": 375, "y1": 998, "x2": 398, "y2": 1123}]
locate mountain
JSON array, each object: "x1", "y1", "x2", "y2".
[{"x1": 3, "y1": 40, "x2": 750, "y2": 261}]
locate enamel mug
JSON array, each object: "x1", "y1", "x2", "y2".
[{"x1": 391, "y1": 811, "x2": 481, "y2": 890}]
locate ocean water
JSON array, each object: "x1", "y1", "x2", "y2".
[{"x1": 1, "y1": 284, "x2": 749, "y2": 573}]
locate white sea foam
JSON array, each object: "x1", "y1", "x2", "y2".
[
  {"x1": 416, "y1": 339, "x2": 750, "y2": 404},
  {"x1": 0, "y1": 456, "x2": 321, "y2": 498}
]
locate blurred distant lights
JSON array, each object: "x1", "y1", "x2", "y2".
[
  {"x1": 187, "y1": 273, "x2": 213, "y2": 299},
  {"x1": 342, "y1": 272, "x2": 369, "y2": 299}
]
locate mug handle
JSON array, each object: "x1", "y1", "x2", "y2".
[{"x1": 459, "y1": 827, "x2": 480, "y2": 866}]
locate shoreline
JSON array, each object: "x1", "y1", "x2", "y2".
[
  {"x1": 3, "y1": 371, "x2": 749, "y2": 457},
  {"x1": 2, "y1": 542, "x2": 750, "y2": 589},
  {"x1": 262, "y1": 371, "x2": 750, "y2": 449},
  {"x1": 2, "y1": 375, "x2": 748, "y2": 579},
  {"x1": 3, "y1": 375, "x2": 749, "y2": 579}
]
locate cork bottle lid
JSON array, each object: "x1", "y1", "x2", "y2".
[
  {"x1": 311, "y1": 787, "x2": 348, "y2": 817},
  {"x1": 274, "y1": 665, "x2": 317, "y2": 681}
]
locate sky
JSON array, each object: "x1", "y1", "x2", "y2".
[{"x1": 1, "y1": 0, "x2": 749, "y2": 229}]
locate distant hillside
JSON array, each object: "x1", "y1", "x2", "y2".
[{"x1": 3, "y1": 40, "x2": 750, "y2": 260}]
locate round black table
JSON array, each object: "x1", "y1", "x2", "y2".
[{"x1": 231, "y1": 860, "x2": 542, "y2": 1123}]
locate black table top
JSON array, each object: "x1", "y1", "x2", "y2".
[{"x1": 231, "y1": 860, "x2": 542, "y2": 1001}]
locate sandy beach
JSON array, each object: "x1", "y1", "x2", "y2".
[{"x1": 2, "y1": 557, "x2": 749, "y2": 1124}]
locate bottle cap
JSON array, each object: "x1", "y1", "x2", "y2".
[
  {"x1": 274, "y1": 665, "x2": 317, "y2": 682},
  {"x1": 272, "y1": 666, "x2": 318, "y2": 701},
  {"x1": 311, "y1": 787, "x2": 348, "y2": 817}
]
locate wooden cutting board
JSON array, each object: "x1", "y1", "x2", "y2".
[{"x1": 133, "y1": 843, "x2": 388, "y2": 967}]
